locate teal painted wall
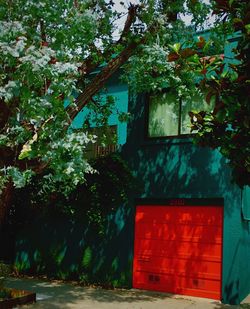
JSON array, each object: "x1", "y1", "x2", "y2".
[
  {"x1": 14, "y1": 208, "x2": 133, "y2": 287},
  {"x1": 121, "y1": 92, "x2": 250, "y2": 304},
  {"x1": 239, "y1": 187, "x2": 250, "y2": 302},
  {"x1": 71, "y1": 71, "x2": 128, "y2": 146}
]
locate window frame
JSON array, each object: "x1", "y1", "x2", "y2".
[
  {"x1": 145, "y1": 92, "x2": 194, "y2": 140},
  {"x1": 84, "y1": 124, "x2": 118, "y2": 159}
]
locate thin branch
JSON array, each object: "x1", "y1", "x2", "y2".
[
  {"x1": 40, "y1": 20, "x2": 46, "y2": 43},
  {"x1": 117, "y1": 4, "x2": 140, "y2": 44},
  {"x1": 78, "y1": 4, "x2": 141, "y2": 76},
  {"x1": 66, "y1": 19, "x2": 159, "y2": 126},
  {"x1": 73, "y1": 0, "x2": 79, "y2": 9}
]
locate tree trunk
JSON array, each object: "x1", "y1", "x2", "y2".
[{"x1": 0, "y1": 181, "x2": 14, "y2": 227}]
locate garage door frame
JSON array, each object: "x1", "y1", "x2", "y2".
[{"x1": 132, "y1": 198, "x2": 224, "y2": 300}]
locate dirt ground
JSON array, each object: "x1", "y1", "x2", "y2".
[{"x1": 5, "y1": 277, "x2": 250, "y2": 309}]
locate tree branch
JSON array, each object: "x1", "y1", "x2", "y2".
[
  {"x1": 0, "y1": 99, "x2": 11, "y2": 130},
  {"x1": 66, "y1": 39, "x2": 144, "y2": 124},
  {"x1": 78, "y1": 4, "x2": 140, "y2": 76},
  {"x1": 117, "y1": 4, "x2": 140, "y2": 44},
  {"x1": 73, "y1": 0, "x2": 79, "y2": 9}
]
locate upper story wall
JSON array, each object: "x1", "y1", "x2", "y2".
[
  {"x1": 122, "y1": 93, "x2": 241, "y2": 200},
  {"x1": 121, "y1": 30, "x2": 241, "y2": 198},
  {"x1": 71, "y1": 71, "x2": 128, "y2": 146}
]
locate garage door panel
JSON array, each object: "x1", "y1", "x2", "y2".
[
  {"x1": 135, "y1": 227, "x2": 222, "y2": 244},
  {"x1": 134, "y1": 255, "x2": 221, "y2": 278},
  {"x1": 134, "y1": 239, "x2": 222, "y2": 260},
  {"x1": 136, "y1": 206, "x2": 222, "y2": 226},
  {"x1": 133, "y1": 204, "x2": 223, "y2": 300},
  {"x1": 133, "y1": 271, "x2": 221, "y2": 299},
  {"x1": 135, "y1": 222, "x2": 222, "y2": 239}
]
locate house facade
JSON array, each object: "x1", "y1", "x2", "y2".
[
  {"x1": 121, "y1": 90, "x2": 250, "y2": 304},
  {"x1": 12, "y1": 34, "x2": 250, "y2": 304}
]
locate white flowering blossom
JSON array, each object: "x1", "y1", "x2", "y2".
[
  {"x1": 3, "y1": 167, "x2": 34, "y2": 188},
  {"x1": 53, "y1": 62, "x2": 80, "y2": 75},
  {"x1": 64, "y1": 163, "x2": 75, "y2": 175},
  {"x1": 0, "y1": 21, "x2": 25, "y2": 38},
  {"x1": 0, "y1": 80, "x2": 20, "y2": 101},
  {"x1": 26, "y1": 1, "x2": 46, "y2": 8},
  {"x1": 35, "y1": 131, "x2": 97, "y2": 194},
  {"x1": 0, "y1": 38, "x2": 26, "y2": 58},
  {"x1": 39, "y1": 98, "x2": 52, "y2": 108},
  {"x1": 19, "y1": 46, "x2": 56, "y2": 71},
  {"x1": 0, "y1": 0, "x2": 217, "y2": 212}
]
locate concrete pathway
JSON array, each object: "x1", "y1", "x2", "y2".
[{"x1": 5, "y1": 277, "x2": 250, "y2": 309}]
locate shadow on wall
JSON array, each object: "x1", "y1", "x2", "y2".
[
  {"x1": 121, "y1": 93, "x2": 244, "y2": 304},
  {"x1": 14, "y1": 204, "x2": 134, "y2": 288},
  {"x1": 122, "y1": 94, "x2": 240, "y2": 216},
  {"x1": 12, "y1": 153, "x2": 136, "y2": 287}
]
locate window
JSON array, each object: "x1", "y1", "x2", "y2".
[
  {"x1": 148, "y1": 90, "x2": 214, "y2": 138},
  {"x1": 85, "y1": 125, "x2": 118, "y2": 159}
]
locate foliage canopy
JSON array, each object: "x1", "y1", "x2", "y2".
[{"x1": 0, "y1": 0, "x2": 249, "y2": 223}]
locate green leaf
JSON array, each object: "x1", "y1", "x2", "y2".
[
  {"x1": 205, "y1": 127, "x2": 213, "y2": 133},
  {"x1": 245, "y1": 24, "x2": 250, "y2": 34},
  {"x1": 81, "y1": 247, "x2": 92, "y2": 269},
  {"x1": 203, "y1": 39, "x2": 212, "y2": 53},
  {"x1": 169, "y1": 43, "x2": 181, "y2": 53},
  {"x1": 18, "y1": 144, "x2": 32, "y2": 160}
]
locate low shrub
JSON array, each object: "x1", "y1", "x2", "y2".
[{"x1": 0, "y1": 262, "x2": 11, "y2": 290}]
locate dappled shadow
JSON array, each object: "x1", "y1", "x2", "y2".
[
  {"x1": 4, "y1": 92, "x2": 249, "y2": 306},
  {"x1": 121, "y1": 93, "x2": 247, "y2": 304},
  {"x1": 213, "y1": 302, "x2": 250, "y2": 309},
  {"x1": 14, "y1": 201, "x2": 135, "y2": 290},
  {"x1": 5, "y1": 277, "x2": 173, "y2": 309},
  {"x1": 133, "y1": 205, "x2": 223, "y2": 299},
  {"x1": 5, "y1": 277, "x2": 250, "y2": 309},
  {"x1": 122, "y1": 93, "x2": 241, "y2": 214}
]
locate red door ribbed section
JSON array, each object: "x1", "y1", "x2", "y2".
[{"x1": 133, "y1": 205, "x2": 223, "y2": 300}]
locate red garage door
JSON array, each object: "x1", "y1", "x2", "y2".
[{"x1": 133, "y1": 204, "x2": 223, "y2": 300}]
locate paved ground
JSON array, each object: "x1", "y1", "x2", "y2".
[{"x1": 5, "y1": 277, "x2": 250, "y2": 309}]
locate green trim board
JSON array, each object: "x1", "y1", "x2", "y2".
[
  {"x1": 135, "y1": 198, "x2": 224, "y2": 206},
  {"x1": 242, "y1": 186, "x2": 250, "y2": 221}
]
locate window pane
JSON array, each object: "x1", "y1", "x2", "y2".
[
  {"x1": 181, "y1": 92, "x2": 215, "y2": 134},
  {"x1": 148, "y1": 93, "x2": 179, "y2": 137},
  {"x1": 85, "y1": 125, "x2": 117, "y2": 159}
]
